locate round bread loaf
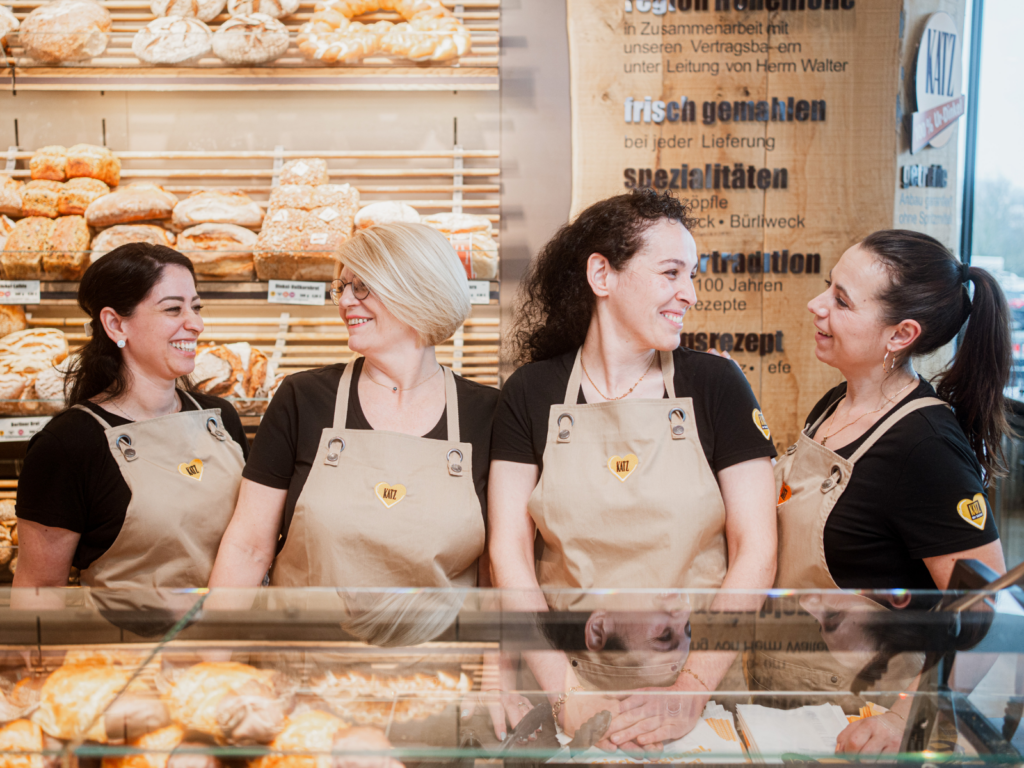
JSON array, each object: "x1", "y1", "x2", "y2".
[
  {"x1": 354, "y1": 201, "x2": 420, "y2": 230},
  {"x1": 212, "y1": 13, "x2": 290, "y2": 64},
  {"x1": 0, "y1": 328, "x2": 69, "y2": 365},
  {"x1": 227, "y1": 0, "x2": 298, "y2": 17},
  {"x1": 177, "y1": 223, "x2": 257, "y2": 280},
  {"x1": 33, "y1": 356, "x2": 73, "y2": 407},
  {"x1": 85, "y1": 184, "x2": 179, "y2": 228},
  {"x1": 0, "y1": 5, "x2": 19, "y2": 46},
  {"x1": 133, "y1": 16, "x2": 213, "y2": 64},
  {"x1": 421, "y1": 211, "x2": 492, "y2": 235},
  {"x1": 0, "y1": 307, "x2": 27, "y2": 340},
  {"x1": 19, "y1": 0, "x2": 112, "y2": 63},
  {"x1": 90, "y1": 224, "x2": 176, "y2": 261},
  {"x1": 151, "y1": 0, "x2": 226, "y2": 22},
  {"x1": 172, "y1": 190, "x2": 265, "y2": 230}
]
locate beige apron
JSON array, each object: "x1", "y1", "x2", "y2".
[
  {"x1": 270, "y1": 362, "x2": 485, "y2": 588},
  {"x1": 74, "y1": 393, "x2": 244, "y2": 590},
  {"x1": 747, "y1": 395, "x2": 943, "y2": 697}
]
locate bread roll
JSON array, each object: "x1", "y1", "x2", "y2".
[
  {"x1": 171, "y1": 190, "x2": 264, "y2": 231},
  {"x1": 0, "y1": 719, "x2": 45, "y2": 768},
  {"x1": 20, "y1": 180, "x2": 63, "y2": 218},
  {"x1": 354, "y1": 201, "x2": 420, "y2": 230},
  {"x1": 19, "y1": 0, "x2": 111, "y2": 63},
  {"x1": 279, "y1": 158, "x2": 329, "y2": 186},
  {"x1": 67, "y1": 144, "x2": 121, "y2": 187},
  {"x1": 0, "y1": 176, "x2": 23, "y2": 217},
  {"x1": 0, "y1": 216, "x2": 15, "y2": 252},
  {"x1": 0, "y1": 328, "x2": 69, "y2": 364},
  {"x1": 2, "y1": 217, "x2": 56, "y2": 279},
  {"x1": 29, "y1": 146, "x2": 68, "y2": 182},
  {"x1": 0, "y1": 5, "x2": 19, "y2": 46},
  {"x1": 0, "y1": 307, "x2": 27, "y2": 340},
  {"x1": 43, "y1": 215, "x2": 91, "y2": 280},
  {"x1": 227, "y1": 0, "x2": 297, "y2": 18},
  {"x1": 151, "y1": 0, "x2": 226, "y2": 21},
  {"x1": 90, "y1": 223, "x2": 176, "y2": 261},
  {"x1": 421, "y1": 211, "x2": 492, "y2": 235},
  {"x1": 85, "y1": 184, "x2": 179, "y2": 228},
  {"x1": 58, "y1": 177, "x2": 111, "y2": 216},
  {"x1": 133, "y1": 16, "x2": 213, "y2": 64},
  {"x1": 177, "y1": 223, "x2": 256, "y2": 280},
  {"x1": 212, "y1": 13, "x2": 289, "y2": 65}
]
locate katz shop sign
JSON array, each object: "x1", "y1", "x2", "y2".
[{"x1": 912, "y1": 12, "x2": 965, "y2": 154}]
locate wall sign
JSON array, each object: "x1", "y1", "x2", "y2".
[{"x1": 911, "y1": 12, "x2": 964, "y2": 153}]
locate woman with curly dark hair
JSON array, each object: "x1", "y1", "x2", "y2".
[{"x1": 487, "y1": 189, "x2": 778, "y2": 750}]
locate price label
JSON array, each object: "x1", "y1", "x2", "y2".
[
  {"x1": 0, "y1": 281, "x2": 41, "y2": 305},
  {"x1": 468, "y1": 280, "x2": 492, "y2": 305},
  {"x1": 0, "y1": 416, "x2": 51, "y2": 441},
  {"x1": 267, "y1": 280, "x2": 327, "y2": 307}
]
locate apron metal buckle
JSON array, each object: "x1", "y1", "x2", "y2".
[
  {"x1": 787, "y1": 444, "x2": 797, "y2": 455},
  {"x1": 324, "y1": 437, "x2": 345, "y2": 467},
  {"x1": 447, "y1": 448, "x2": 464, "y2": 477},
  {"x1": 116, "y1": 434, "x2": 137, "y2": 461},
  {"x1": 557, "y1": 413, "x2": 574, "y2": 443},
  {"x1": 668, "y1": 407, "x2": 686, "y2": 439},
  {"x1": 820, "y1": 465, "x2": 842, "y2": 493},
  {"x1": 206, "y1": 417, "x2": 228, "y2": 441}
]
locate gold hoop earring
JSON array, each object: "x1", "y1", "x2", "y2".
[
  {"x1": 882, "y1": 350, "x2": 890, "y2": 372},
  {"x1": 882, "y1": 350, "x2": 898, "y2": 373}
]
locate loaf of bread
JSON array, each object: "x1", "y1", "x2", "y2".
[
  {"x1": 279, "y1": 158, "x2": 329, "y2": 186},
  {"x1": 30, "y1": 146, "x2": 68, "y2": 182},
  {"x1": 254, "y1": 209, "x2": 339, "y2": 281},
  {"x1": 19, "y1": 0, "x2": 112, "y2": 63},
  {"x1": 421, "y1": 211, "x2": 492, "y2": 236},
  {"x1": 227, "y1": 0, "x2": 297, "y2": 17},
  {"x1": 85, "y1": 184, "x2": 179, "y2": 228},
  {"x1": 177, "y1": 223, "x2": 256, "y2": 280},
  {"x1": 90, "y1": 223, "x2": 176, "y2": 261},
  {"x1": 212, "y1": 13, "x2": 289, "y2": 65},
  {"x1": 267, "y1": 183, "x2": 357, "y2": 214},
  {"x1": 21, "y1": 180, "x2": 63, "y2": 218},
  {"x1": 2, "y1": 217, "x2": 55, "y2": 279},
  {"x1": 43, "y1": 215, "x2": 91, "y2": 280},
  {"x1": 58, "y1": 177, "x2": 111, "y2": 216},
  {"x1": 0, "y1": 328, "x2": 69, "y2": 364},
  {"x1": 133, "y1": 16, "x2": 213, "y2": 64},
  {"x1": 192, "y1": 344, "x2": 243, "y2": 396},
  {"x1": 0, "y1": 216, "x2": 14, "y2": 252},
  {"x1": 67, "y1": 144, "x2": 121, "y2": 186},
  {"x1": 151, "y1": 0, "x2": 226, "y2": 21},
  {"x1": 448, "y1": 231, "x2": 498, "y2": 280},
  {"x1": 32, "y1": 356, "x2": 72, "y2": 412},
  {"x1": 0, "y1": 176, "x2": 22, "y2": 217},
  {"x1": 0, "y1": 5, "x2": 19, "y2": 47},
  {"x1": 354, "y1": 201, "x2": 420, "y2": 229},
  {"x1": 171, "y1": 190, "x2": 264, "y2": 231},
  {"x1": 0, "y1": 307, "x2": 27, "y2": 344}
]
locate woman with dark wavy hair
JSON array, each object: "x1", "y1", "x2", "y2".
[
  {"x1": 487, "y1": 189, "x2": 778, "y2": 749},
  {"x1": 14, "y1": 243, "x2": 247, "y2": 590}
]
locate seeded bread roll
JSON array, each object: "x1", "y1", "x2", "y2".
[
  {"x1": 212, "y1": 13, "x2": 289, "y2": 65},
  {"x1": 2, "y1": 217, "x2": 56, "y2": 279},
  {"x1": 0, "y1": 176, "x2": 22, "y2": 217},
  {"x1": 133, "y1": 16, "x2": 213, "y2": 64},
  {"x1": 58, "y1": 177, "x2": 111, "y2": 216},
  {"x1": 171, "y1": 190, "x2": 264, "y2": 231},
  {"x1": 43, "y1": 215, "x2": 91, "y2": 280},
  {"x1": 177, "y1": 223, "x2": 256, "y2": 280},
  {"x1": 279, "y1": 158, "x2": 329, "y2": 186},
  {"x1": 266, "y1": 184, "x2": 315, "y2": 214},
  {"x1": 19, "y1": 0, "x2": 111, "y2": 63},
  {"x1": 66, "y1": 144, "x2": 121, "y2": 187},
  {"x1": 90, "y1": 223, "x2": 176, "y2": 262},
  {"x1": 21, "y1": 180, "x2": 63, "y2": 218},
  {"x1": 85, "y1": 184, "x2": 179, "y2": 228},
  {"x1": 151, "y1": 0, "x2": 226, "y2": 22},
  {"x1": 30, "y1": 146, "x2": 68, "y2": 182}
]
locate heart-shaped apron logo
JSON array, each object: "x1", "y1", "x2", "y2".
[
  {"x1": 179, "y1": 459, "x2": 203, "y2": 481},
  {"x1": 956, "y1": 493, "x2": 987, "y2": 530},
  {"x1": 753, "y1": 409, "x2": 771, "y2": 440},
  {"x1": 607, "y1": 454, "x2": 639, "y2": 482},
  {"x1": 375, "y1": 482, "x2": 406, "y2": 508}
]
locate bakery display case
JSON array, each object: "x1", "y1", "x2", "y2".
[{"x1": 0, "y1": 568, "x2": 1022, "y2": 765}]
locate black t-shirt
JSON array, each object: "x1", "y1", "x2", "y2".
[
  {"x1": 804, "y1": 379, "x2": 1000, "y2": 590},
  {"x1": 242, "y1": 359, "x2": 499, "y2": 547},
  {"x1": 16, "y1": 391, "x2": 249, "y2": 571},
  {"x1": 491, "y1": 347, "x2": 778, "y2": 473}
]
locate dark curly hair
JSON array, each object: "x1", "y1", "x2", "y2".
[{"x1": 512, "y1": 189, "x2": 696, "y2": 365}]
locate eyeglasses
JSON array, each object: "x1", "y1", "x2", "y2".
[{"x1": 330, "y1": 278, "x2": 371, "y2": 305}]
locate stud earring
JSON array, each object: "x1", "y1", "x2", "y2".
[{"x1": 117, "y1": 339, "x2": 126, "y2": 349}]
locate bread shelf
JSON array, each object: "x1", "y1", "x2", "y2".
[{"x1": 0, "y1": 0, "x2": 500, "y2": 91}]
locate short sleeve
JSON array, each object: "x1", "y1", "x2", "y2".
[
  {"x1": 17, "y1": 429, "x2": 92, "y2": 532},
  {"x1": 489, "y1": 367, "x2": 538, "y2": 465},
  {"x1": 702, "y1": 358, "x2": 777, "y2": 471},
  {"x1": 218, "y1": 401, "x2": 250, "y2": 460},
  {"x1": 242, "y1": 377, "x2": 300, "y2": 489},
  {"x1": 888, "y1": 436, "x2": 998, "y2": 558}
]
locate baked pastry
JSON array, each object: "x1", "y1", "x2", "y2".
[
  {"x1": 67, "y1": 144, "x2": 121, "y2": 187},
  {"x1": 43, "y1": 215, "x2": 91, "y2": 280},
  {"x1": 0, "y1": 5, "x2": 19, "y2": 48},
  {"x1": 250, "y1": 711, "x2": 403, "y2": 768},
  {"x1": 0, "y1": 216, "x2": 15, "y2": 251},
  {"x1": 296, "y1": 15, "x2": 391, "y2": 64},
  {"x1": 133, "y1": 17, "x2": 213, "y2": 64},
  {"x1": 176, "y1": 223, "x2": 256, "y2": 280},
  {"x1": 32, "y1": 663, "x2": 133, "y2": 742},
  {"x1": 101, "y1": 724, "x2": 184, "y2": 768},
  {"x1": 21, "y1": 180, "x2": 63, "y2": 218},
  {"x1": 2, "y1": 218, "x2": 56, "y2": 279},
  {"x1": 354, "y1": 201, "x2": 419, "y2": 230},
  {"x1": 58, "y1": 177, "x2": 111, "y2": 216},
  {"x1": 312, "y1": 669, "x2": 470, "y2": 727},
  {"x1": 0, "y1": 176, "x2": 23, "y2": 217},
  {"x1": 381, "y1": 12, "x2": 470, "y2": 61},
  {"x1": 227, "y1": 0, "x2": 297, "y2": 18},
  {"x1": 279, "y1": 158, "x2": 329, "y2": 186},
  {"x1": 192, "y1": 344, "x2": 243, "y2": 396},
  {"x1": 0, "y1": 306, "x2": 27, "y2": 339},
  {"x1": 212, "y1": 13, "x2": 289, "y2": 65},
  {"x1": 91, "y1": 224, "x2": 176, "y2": 261},
  {"x1": 0, "y1": 719, "x2": 45, "y2": 768},
  {"x1": 447, "y1": 231, "x2": 497, "y2": 280},
  {"x1": 151, "y1": 0, "x2": 226, "y2": 21},
  {"x1": 19, "y1": 0, "x2": 112, "y2": 63},
  {"x1": 172, "y1": 191, "x2": 264, "y2": 231},
  {"x1": 86, "y1": 184, "x2": 179, "y2": 228},
  {"x1": 0, "y1": 328, "x2": 69, "y2": 364},
  {"x1": 420, "y1": 211, "x2": 491, "y2": 235},
  {"x1": 29, "y1": 146, "x2": 68, "y2": 182}
]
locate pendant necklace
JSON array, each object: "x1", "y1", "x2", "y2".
[
  {"x1": 364, "y1": 363, "x2": 442, "y2": 393},
  {"x1": 820, "y1": 377, "x2": 917, "y2": 447}
]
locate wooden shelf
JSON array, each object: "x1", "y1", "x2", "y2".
[{"x1": 0, "y1": 1, "x2": 499, "y2": 91}]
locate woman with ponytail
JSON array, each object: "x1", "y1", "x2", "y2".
[{"x1": 14, "y1": 243, "x2": 248, "y2": 590}]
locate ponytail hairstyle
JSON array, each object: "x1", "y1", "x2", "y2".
[
  {"x1": 512, "y1": 189, "x2": 696, "y2": 365},
  {"x1": 861, "y1": 230, "x2": 1013, "y2": 482},
  {"x1": 66, "y1": 243, "x2": 197, "y2": 407}
]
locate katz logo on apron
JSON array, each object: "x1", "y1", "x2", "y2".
[
  {"x1": 375, "y1": 481, "x2": 407, "y2": 508},
  {"x1": 957, "y1": 493, "x2": 987, "y2": 530},
  {"x1": 607, "y1": 453, "x2": 639, "y2": 482},
  {"x1": 752, "y1": 409, "x2": 771, "y2": 440},
  {"x1": 179, "y1": 458, "x2": 204, "y2": 481}
]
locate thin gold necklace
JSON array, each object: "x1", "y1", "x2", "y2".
[
  {"x1": 363, "y1": 362, "x2": 442, "y2": 394},
  {"x1": 581, "y1": 351, "x2": 657, "y2": 401},
  {"x1": 106, "y1": 395, "x2": 179, "y2": 422},
  {"x1": 820, "y1": 377, "x2": 917, "y2": 447}
]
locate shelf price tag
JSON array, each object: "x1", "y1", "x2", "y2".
[
  {"x1": 268, "y1": 280, "x2": 327, "y2": 307},
  {"x1": 0, "y1": 281, "x2": 41, "y2": 305},
  {"x1": 0, "y1": 416, "x2": 51, "y2": 441},
  {"x1": 468, "y1": 280, "x2": 492, "y2": 305}
]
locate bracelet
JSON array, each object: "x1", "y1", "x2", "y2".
[
  {"x1": 552, "y1": 686, "x2": 580, "y2": 716},
  {"x1": 680, "y1": 668, "x2": 710, "y2": 691}
]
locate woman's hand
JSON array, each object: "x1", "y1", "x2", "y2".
[
  {"x1": 606, "y1": 679, "x2": 709, "y2": 750},
  {"x1": 835, "y1": 712, "x2": 906, "y2": 756},
  {"x1": 459, "y1": 689, "x2": 538, "y2": 741},
  {"x1": 561, "y1": 691, "x2": 635, "y2": 753}
]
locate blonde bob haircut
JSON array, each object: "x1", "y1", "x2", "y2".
[{"x1": 335, "y1": 222, "x2": 471, "y2": 347}]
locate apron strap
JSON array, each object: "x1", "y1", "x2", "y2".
[
  {"x1": 72, "y1": 403, "x2": 113, "y2": 429},
  {"x1": 807, "y1": 393, "x2": 845, "y2": 436},
  {"x1": 180, "y1": 390, "x2": 203, "y2": 410},
  {"x1": 334, "y1": 359, "x2": 357, "y2": 429},
  {"x1": 848, "y1": 396, "x2": 947, "y2": 463},
  {"x1": 660, "y1": 350, "x2": 676, "y2": 398},
  {"x1": 443, "y1": 366, "x2": 460, "y2": 442},
  {"x1": 564, "y1": 348, "x2": 584, "y2": 404}
]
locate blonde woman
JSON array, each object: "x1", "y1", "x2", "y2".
[{"x1": 209, "y1": 222, "x2": 498, "y2": 588}]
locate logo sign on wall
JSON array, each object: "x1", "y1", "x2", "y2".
[{"x1": 912, "y1": 12, "x2": 964, "y2": 154}]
